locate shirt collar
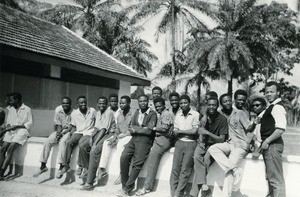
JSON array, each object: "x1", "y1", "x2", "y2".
[
  {"x1": 179, "y1": 109, "x2": 193, "y2": 116},
  {"x1": 270, "y1": 98, "x2": 282, "y2": 105},
  {"x1": 139, "y1": 107, "x2": 151, "y2": 115}
]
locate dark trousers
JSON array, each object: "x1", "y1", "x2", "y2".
[
  {"x1": 144, "y1": 136, "x2": 173, "y2": 190},
  {"x1": 64, "y1": 133, "x2": 91, "y2": 168},
  {"x1": 190, "y1": 144, "x2": 214, "y2": 197},
  {"x1": 262, "y1": 143, "x2": 286, "y2": 197},
  {"x1": 86, "y1": 132, "x2": 110, "y2": 185},
  {"x1": 120, "y1": 135, "x2": 153, "y2": 193},
  {"x1": 170, "y1": 140, "x2": 197, "y2": 197}
]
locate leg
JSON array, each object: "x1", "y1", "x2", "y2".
[
  {"x1": 39, "y1": 132, "x2": 57, "y2": 164},
  {"x1": 99, "y1": 137, "x2": 114, "y2": 169},
  {"x1": 174, "y1": 141, "x2": 196, "y2": 197},
  {"x1": 1, "y1": 143, "x2": 20, "y2": 175},
  {"x1": 170, "y1": 140, "x2": 184, "y2": 197},
  {"x1": 0, "y1": 141, "x2": 10, "y2": 173},
  {"x1": 57, "y1": 132, "x2": 70, "y2": 165},
  {"x1": 64, "y1": 134, "x2": 82, "y2": 166},
  {"x1": 190, "y1": 145, "x2": 207, "y2": 197},
  {"x1": 120, "y1": 137, "x2": 135, "y2": 189},
  {"x1": 207, "y1": 142, "x2": 233, "y2": 173},
  {"x1": 124, "y1": 136, "x2": 153, "y2": 192},
  {"x1": 78, "y1": 135, "x2": 91, "y2": 169},
  {"x1": 263, "y1": 143, "x2": 286, "y2": 197},
  {"x1": 143, "y1": 136, "x2": 172, "y2": 190}
]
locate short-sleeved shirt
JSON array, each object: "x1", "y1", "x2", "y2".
[
  {"x1": 116, "y1": 108, "x2": 134, "y2": 135},
  {"x1": 156, "y1": 108, "x2": 174, "y2": 137},
  {"x1": 71, "y1": 108, "x2": 96, "y2": 136},
  {"x1": 228, "y1": 107, "x2": 252, "y2": 150},
  {"x1": 174, "y1": 108, "x2": 199, "y2": 141},
  {"x1": 270, "y1": 98, "x2": 287, "y2": 130},
  {"x1": 6, "y1": 103, "x2": 33, "y2": 131},
  {"x1": 53, "y1": 105, "x2": 73, "y2": 128},
  {"x1": 95, "y1": 108, "x2": 115, "y2": 132},
  {"x1": 203, "y1": 112, "x2": 228, "y2": 145}
]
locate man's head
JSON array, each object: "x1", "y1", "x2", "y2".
[
  {"x1": 179, "y1": 95, "x2": 190, "y2": 112},
  {"x1": 265, "y1": 81, "x2": 280, "y2": 103},
  {"x1": 205, "y1": 91, "x2": 218, "y2": 103},
  {"x1": 234, "y1": 89, "x2": 248, "y2": 109},
  {"x1": 61, "y1": 97, "x2": 72, "y2": 112},
  {"x1": 119, "y1": 95, "x2": 131, "y2": 111},
  {"x1": 109, "y1": 93, "x2": 118, "y2": 111},
  {"x1": 97, "y1": 96, "x2": 108, "y2": 112},
  {"x1": 77, "y1": 96, "x2": 87, "y2": 112},
  {"x1": 251, "y1": 97, "x2": 267, "y2": 115},
  {"x1": 219, "y1": 93, "x2": 232, "y2": 110},
  {"x1": 152, "y1": 86, "x2": 163, "y2": 100},
  {"x1": 169, "y1": 92, "x2": 180, "y2": 110},
  {"x1": 138, "y1": 95, "x2": 149, "y2": 110},
  {"x1": 207, "y1": 97, "x2": 219, "y2": 115},
  {"x1": 9, "y1": 92, "x2": 22, "y2": 108},
  {"x1": 154, "y1": 97, "x2": 166, "y2": 114}
]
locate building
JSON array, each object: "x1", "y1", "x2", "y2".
[{"x1": 0, "y1": 4, "x2": 150, "y2": 137}]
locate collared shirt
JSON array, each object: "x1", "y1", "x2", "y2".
[
  {"x1": 138, "y1": 107, "x2": 151, "y2": 126},
  {"x1": 116, "y1": 108, "x2": 134, "y2": 135},
  {"x1": 95, "y1": 108, "x2": 115, "y2": 132},
  {"x1": 53, "y1": 105, "x2": 73, "y2": 128},
  {"x1": 204, "y1": 112, "x2": 228, "y2": 145},
  {"x1": 6, "y1": 103, "x2": 33, "y2": 130},
  {"x1": 108, "y1": 106, "x2": 122, "y2": 122},
  {"x1": 228, "y1": 108, "x2": 252, "y2": 150},
  {"x1": 269, "y1": 98, "x2": 286, "y2": 130},
  {"x1": 174, "y1": 109, "x2": 199, "y2": 141},
  {"x1": 156, "y1": 108, "x2": 174, "y2": 136},
  {"x1": 71, "y1": 108, "x2": 96, "y2": 136}
]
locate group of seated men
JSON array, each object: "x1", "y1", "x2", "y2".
[{"x1": 0, "y1": 81, "x2": 287, "y2": 197}]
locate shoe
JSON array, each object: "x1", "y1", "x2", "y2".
[
  {"x1": 113, "y1": 175, "x2": 121, "y2": 185},
  {"x1": 201, "y1": 187, "x2": 212, "y2": 197},
  {"x1": 33, "y1": 167, "x2": 48, "y2": 177},
  {"x1": 233, "y1": 167, "x2": 243, "y2": 185},
  {"x1": 79, "y1": 168, "x2": 88, "y2": 179},
  {"x1": 96, "y1": 170, "x2": 108, "y2": 181},
  {"x1": 116, "y1": 189, "x2": 129, "y2": 197},
  {"x1": 56, "y1": 166, "x2": 69, "y2": 179},
  {"x1": 76, "y1": 166, "x2": 83, "y2": 176},
  {"x1": 80, "y1": 183, "x2": 94, "y2": 191},
  {"x1": 136, "y1": 188, "x2": 150, "y2": 196}
]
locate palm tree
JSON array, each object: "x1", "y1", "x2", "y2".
[{"x1": 127, "y1": 0, "x2": 213, "y2": 90}]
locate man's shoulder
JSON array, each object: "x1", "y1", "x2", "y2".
[
  {"x1": 215, "y1": 112, "x2": 228, "y2": 123},
  {"x1": 21, "y1": 103, "x2": 32, "y2": 111},
  {"x1": 189, "y1": 109, "x2": 200, "y2": 116}
]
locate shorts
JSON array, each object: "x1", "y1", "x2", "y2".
[{"x1": 3, "y1": 128, "x2": 29, "y2": 145}]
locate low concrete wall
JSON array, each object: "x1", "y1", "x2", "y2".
[{"x1": 10, "y1": 137, "x2": 300, "y2": 197}]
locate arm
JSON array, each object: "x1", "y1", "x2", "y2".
[
  {"x1": 135, "y1": 112, "x2": 157, "y2": 135},
  {"x1": 175, "y1": 128, "x2": 198, "y2": 135},
  {"x1": 239, "y1": 111, "x2": 256, "y2": 133},
  {"x1": 155, "y1": 112, "x2": 173, "y2": 133},
  {"x1": 0, "y1": 111, "x2": 5, "y2": 126},
  {"x1": 200, "y1": 127, "x2": 226, "y2": 143},
  {"x1": 94, "y1": 128, "x2": 107, "y2": 144}
]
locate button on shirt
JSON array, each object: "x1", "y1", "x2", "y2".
[
  {"x1": 54, "y1": 105, "x2": 73, "y2": 128},
  {"x1": 174, "y1": 109, "x2": 200, "y2": 141},
  {"x1": 6, "y1": 103, "x2": 33, "y2": 131},
  {"x1": 95, "y1": 108, "x2": 115, "y2": 133},
  {"x1": 71, "y1": 108, "x2": 96, "y2": 136},
  {"x1": 228, "y1": 108, "x2": 252, "y2": 150}
]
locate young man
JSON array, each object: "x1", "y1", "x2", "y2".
[
  {"x1": 0, "y1": 92, "x2": 33, "y2": 180},
  {"x1": 208, "y1": 89, "x2": 257, "y2": 197},
  {"x1": 200, "y1": 91, "x2": 219, "y2": 127},
  {"x1": 136, "y1": 96, "x2": 176, "y2": 196},
  {"x1": 189, "y1": 97, "x2": 228, "y2": 197},
  {"x1": 33, "y1": 97, "x2": 73, "y2": 177},
  {"x1": 81, "y1": 96, "x2": 115, "y2": 190},
  {"x1": 170, "y1": 95, "x2": 199, "y2": 197},
  {"x1": 260, "y1": 81, "x2": 286, "y2": 197},
  {"x1": 219, "y1": 93, "x2": 233, "y2": 118},
  {"x1": 57, "y1": 96, "x2": 96, "y2": 179},
  {"x1": 108, "y1": 93, "x2": 121, "y2": 119},
  {"x1": 149, "y1": 86, "x2": 163, "y2": 109},
  {"x1": 117, "y1": 95, "x2": 157, "y2": 196}
]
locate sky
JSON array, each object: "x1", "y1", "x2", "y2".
[{"x1": 36, "y1": 0, "x2": 299, "y2": 92}]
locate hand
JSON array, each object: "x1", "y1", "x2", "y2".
[
  {"x1": 200, "y1": 117, "x2": 207, "y2": 127},
  {"x1": 261, "y1": 140, "x2": 270, "y2": 150},
  {"x1": 254, "y1": 117, "x2": 261, "y2": 125},
  {"x1": 55, "y1": 133, "x2": 63, "y2": 142},
  {"x1": 118, "y1": 133, "x2": 125, "y2": 139},
  {"x1": 89, "y1": 137, "x2": 93, "y2": 147},
  {"x1": 198, "y1": 142, "x2": 205, "y2": 149},
  {"x1": 173, "y1": 130, "x2": 179, "y2": 135},
  {"x1": 201, "y1": 129, "x2": 210, "y2": 135}
]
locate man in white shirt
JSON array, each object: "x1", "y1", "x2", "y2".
[{"x1": 0, "y1": 92, "x2": 33, "y2": 180}]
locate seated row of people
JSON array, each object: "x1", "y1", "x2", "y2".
[{"x1": 0, "y1": 81, "x2": 286, "y2": 197}]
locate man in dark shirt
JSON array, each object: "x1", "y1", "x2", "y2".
[
  {"x1": 189, "y1": 96, "x2": 228, "y2": 197},
  {"x1": 117, "y1": 95, "x2": 157, "y2": 196}
]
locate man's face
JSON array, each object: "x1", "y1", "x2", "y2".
[
  {"x1": 9, "y1": 96, "x2": 18, "y2": 108},
  {"x1": 170, "y1": 96, "x2": 179, "y2": 110},
  {"x1": 77, "y1": 98, "x2": 87, "y2": 111},
  {"x1": 154, "y1": 102, "x2": 165, "y2": 114},
  {"x1": 152, "y1": 89, "x2": 162, "y2": 100},
  {"x1": 97, "y1": 99, "x2": 107, "y2": 111},
  {"x1": 265, "y1": 85, "x2": 279, "y2": 103},
  {"x1": 109, "y1": 97, "x2": 118, "y2": 109},
  {"x1": 252, "y1": 101, "x2": 265, "y2": 115},
  {"x1": 221, "y1": 96, "x2": 232, "y2": 110},
  {"x1": 235, "y1": 95, "x2": 247, "y2": 109},
  {"x1": 138, "y1": 96, "x2": 148, "y2": 110},
  {"x1": 179, "y1": 99, "x2": 190, "y2": 111},
  {"x1": 62, "y1": 98, "x2": 71, "y2": 112},
  {"x1": 119, "y1": 98, "x2": 129, "y2": 111},
  {"x1": 207, "y1": 99, "x2": 218, "y2": 115}
]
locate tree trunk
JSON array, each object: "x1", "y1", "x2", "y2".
[
  {"x1": 228, "y1": 75, "x2": 233, "y2": 97},
  {"x1": 171, "y1": 0, "x2": 176, "y2": 91},
  {"x1": 197, "y1": 77, "x2": 202, "y2": 112}
]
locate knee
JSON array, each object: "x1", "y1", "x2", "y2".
[{"x1": 7, "y1": 145, "x2": 16, "y2": 155}]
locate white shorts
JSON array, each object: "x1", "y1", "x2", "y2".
[{"x1": 3, "y1": 128, "x2": 29, "y2": 145}]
